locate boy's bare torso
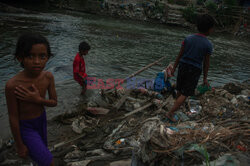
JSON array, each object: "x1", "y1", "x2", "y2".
[{"x1": 8, "y1": 71, "x2": 51, "y2": 120}]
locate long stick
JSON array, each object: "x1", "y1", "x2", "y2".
[
  {"x1": 50, "y1": 133, "x2": 86, "y2": 151},
  {"x1": 124, "y1": 102, "x2": 153, "y2": 118},
  {"x1": 105, "y1": 56, "x2": 167, "y2": 93}
]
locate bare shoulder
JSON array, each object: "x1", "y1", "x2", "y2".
[
  {"x1": 43, "y1": 71, "x2": 54, "y2": 80},
  {"x1": 5, "y1": 73, "x2": 22, "y2": 91},
  {"x1": 5, "y1": 78, "x2": 15, "y2": 91}
]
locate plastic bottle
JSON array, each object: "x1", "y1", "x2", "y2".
[{"x1": 188, "y1": 99, "x2": 202, "y2": 117}]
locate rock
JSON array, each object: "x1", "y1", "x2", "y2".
[
  {"x1": 110, "y1": 159, "x2": 131, "y2": 166},
  {"x1": 67, "y1": 160, "x2": 91, "y2": 166},
  {"x1": 223, "y1": 83, "x2": 243, "y2": 95}
]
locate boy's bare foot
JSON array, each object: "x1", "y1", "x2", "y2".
[{"x1": 166, "y1": 112, "x2": 177, "y2": 122}]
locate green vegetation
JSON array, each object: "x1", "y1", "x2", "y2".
[
  {"x1": 177, "y1": 144, "x2": 212, "y2": 166},
  {"x1": 205, "y1": 0, "x2": 217, "y2": 13},
  {"x1": 195, "y1": 145, "x2": 210, "y2": 166},
  {"x1": 154, "y1": 0, "x2": 166, "y2": 13},
  {"x1": 182, "y1": 0, "x2": 241, "y2": 28},
  {"x1": 197, "y1": 0, "x2": 206, "y2": 5},
  {"x1": 182, "y1": 5, "x2": 198, "y2": 24}
]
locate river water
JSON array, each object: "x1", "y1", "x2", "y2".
[{"x1": 0, "y1": 9, "x2": 249, "y2": 139}]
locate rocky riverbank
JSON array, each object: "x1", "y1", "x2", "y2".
[
  {"x1": 48, "y1": 0, "x2": 250, "y2": 36},
  {"x1": 1, "y1": 81, "x2": 249, "y2": 166},
  {"x1": 1, "y1": 1, "x2": 250, "y2": 37},
  {"x1": 48, "y1": 0, "x2": 193, "y2": 28}
]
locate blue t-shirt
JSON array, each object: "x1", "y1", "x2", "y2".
[{"x1": 180, "y1": 34, "x2": 213, "y2": 69}]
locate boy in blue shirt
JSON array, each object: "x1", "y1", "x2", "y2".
[{"x1": 166, "y1": 14, "x2": 215, "y2": 122}]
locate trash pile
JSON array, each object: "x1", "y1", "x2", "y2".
[
  {"x1": 0, "y1": 81, "x2": 249, "y2": 166},
  {"x1": 54, "y1": 80, "x2": 249, "y2": 166},
  {"x1": 134, "y1": 118, "x2": 249, "y2": 165}
]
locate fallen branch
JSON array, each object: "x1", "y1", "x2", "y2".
[{"x1": 124, "y1": 102, "x2": 153, "y2": 118}]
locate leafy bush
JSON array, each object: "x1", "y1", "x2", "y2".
[
  {"x1": 197, "y1": 0, "x2": 206, "y2": 5},
  {"x1": 182, "y1": 6, "x2": 198, "y2": 23},
  {"x1": 205, "y1": 0, "x2": 217, "y2": 13}
]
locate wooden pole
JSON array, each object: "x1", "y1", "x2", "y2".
[
  {"x1": 104, "y1": 56, "x2": 167, "y2": 94},
  {"x1": 123, "y1": 102, "x2": 153, "y2": 118}
]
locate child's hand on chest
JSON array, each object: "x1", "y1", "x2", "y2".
[{"x1": 14, "y1": 84, "x2": 43, "y2": 103}]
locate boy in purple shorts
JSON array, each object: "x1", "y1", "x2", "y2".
[
  {"x1": 166, "y1": 14, "x2": 215, "y2": 122},
  {"x1": 5, "y1": 33, "x2": 57, "y2": 165}
]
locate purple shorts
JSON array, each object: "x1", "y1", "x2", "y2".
[{"x1": 19, "y1": 111, "x2": 53, "y2": 166}]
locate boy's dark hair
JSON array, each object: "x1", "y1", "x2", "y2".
[
  {"x1": 15, "y1": 33, "x2": 52, "y2": 67},
  {"x1": 79, "y1": 42, "x2": 90, "y2": 52},
  {"x1": 197, "y1": 14, "x2": 215, "y2": 33}
]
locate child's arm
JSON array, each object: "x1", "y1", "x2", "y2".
[
  {"x1": 14, "y1": 72, "x2": 57, "y2": 107},
  {"x1": 41, "y1": 72, "x2": 57, "y2": 107},
  {"x1": 203, "y1": 54, "x2": 210, "y2": 86},
  {"x1": 5, "y1": 82, "x2": 28, "y2": 158},
  {"x1": 170, "y1": 45, "x2": 184, "y2": 75},
  {"x1": 46, "y1": 72, "x2": 57, "y2": 106}
]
